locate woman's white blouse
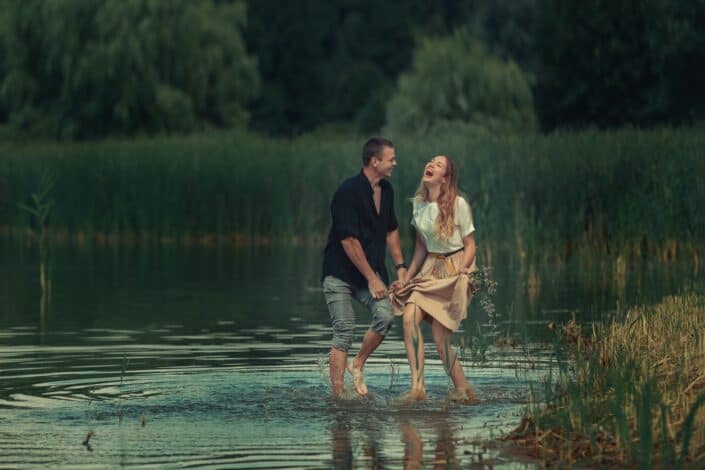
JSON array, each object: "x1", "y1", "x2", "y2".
[{"x1": 411, "y1": 196, "x2": 475, "y2": 253}]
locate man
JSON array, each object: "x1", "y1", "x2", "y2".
[{"x1": 322, "y1": 137, "x2": 408, "y2": 398}]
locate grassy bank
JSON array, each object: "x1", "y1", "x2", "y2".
[
  {"x1": 510, "y1": 293, "x2": 705, "y2": 466},
  {"x1": 1, "y1": 128, "x2": 704, "y2": 261}
]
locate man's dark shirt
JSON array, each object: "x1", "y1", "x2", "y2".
[{"x1": 322, "y1": 170, "x2": 399, "y2": 289}]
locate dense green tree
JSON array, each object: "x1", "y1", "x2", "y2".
[
  {"x1": 462, "y1": 0, "x2": 539, "y2": 78},
  {"x1": 0, "y1": 8, "x2": 7, "y2": 125},
  {"x1": 384, "y1": 30, "x2": 536, "y2": 135},
  {"x1": 0, "y1": 0, "x2": 258, "y2": 139},
  {"x1": 660, "y1": 0, "x2": 705, "y2": 122},
  {"x1": 244, "y1": 0, "x2": 335, "y2": 134},
  {"x1": 244, "y1": 0, "x2": 545, "y2": 135},
  {"x1": 2, "y1": 0, "x2": 704, "y2": 138},
  {"x1": 246, "y1": 0, "x2": 431, "y2": 135},
  {"x1": 535, "y1": 0, "x2": 705, "y2": 130}
]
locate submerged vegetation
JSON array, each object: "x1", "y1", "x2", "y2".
[
  {"x1": 1, "y1": 128, "x2": 703, "y2": 264},
  {"x1": 510, "y1": 293, "x2": 705, "y2": 466}
]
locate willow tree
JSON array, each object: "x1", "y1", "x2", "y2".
[
  {"x1": 0, "y1": 0, "x2": 259, "y2": 139},
  {"x1": 384, "y1": 30, "x2": 536, "y2": 135}
]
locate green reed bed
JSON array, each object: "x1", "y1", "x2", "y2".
[
  {"x1": 1, "y1": 128, "x2": 704, "y2": 258},
  {"x1": 510, "y1": 293, "x2": 705, "y2": 467}
]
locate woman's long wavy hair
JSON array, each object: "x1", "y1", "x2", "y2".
[{"x1": 414, "y1": 155, "x2": 459, "y2": 240}]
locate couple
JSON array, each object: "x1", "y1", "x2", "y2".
[{"x1": 321, "y1": 137, "x2": 478, "y2": 402}]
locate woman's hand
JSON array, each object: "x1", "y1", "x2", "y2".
[
  {"x1": 459, "y1": 266, "x2": 474, "y2": 275},
  {"x1": 390, "y1": 269, "x2": 410, "y2": 292},
  {"x1": 396, "y1": 267, "x2": 409, "y2": 286},
  {"x1": 389, "y1": 279, "x2": 407, "y2": 292}
]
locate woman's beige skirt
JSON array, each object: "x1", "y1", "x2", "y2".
[{"x1": 390, "y1": 250, "x2": 476, "y2": 332}]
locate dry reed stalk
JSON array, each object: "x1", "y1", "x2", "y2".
[{"x1": 507, "y1": 293, "x2": 705, "y2": 466}]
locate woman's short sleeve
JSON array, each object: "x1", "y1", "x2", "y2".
[{"x1": 456, "y1": 197, "x2": 475, "y2": 238}]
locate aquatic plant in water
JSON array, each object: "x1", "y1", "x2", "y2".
[
  {"x1": 16, "y1": 171, "x2": 55, "y2": 293},
  {"x1": 387, "y1": 357, "x2": 401, "y2": 392},
  {"x1": 460, "y1": 266, "x2": 499, "y2": 364},
  {"x1": 508, "y1": 293, "x2": 705, "y2": 467},
  {"x1": 2, "y1": 128, "x2": 703, "y2": 261}
]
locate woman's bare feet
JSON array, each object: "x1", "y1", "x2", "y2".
[
  {"x1": 447, "y1": 387, "x2": 480, "y2": 404},
  {"x1": 401, "y1": 388, "x2": 427, "y2": 402}
]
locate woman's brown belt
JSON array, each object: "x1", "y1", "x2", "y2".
[
  {"x1": 427, "y1": 247, "x2": 464, "y2": 259},
  {"x1": 427, "y1": 247, "x2": 464, "y2": 276}
]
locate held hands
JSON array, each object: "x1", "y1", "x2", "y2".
[
  {"x1": 397, "y1": 267, "x2": 409, "y2": 285},
  {"x1": 369, "y1": 267, "x2": 409, "y2": 299},
  {"x1": 389, "y1": 268, "x2": 409, "y2": 292}
]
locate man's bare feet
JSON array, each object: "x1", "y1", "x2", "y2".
[
  {"x1": 447, "y1": 387, "x2": 480, "y2": 404},
  {"x1": 346, "y1": 359, "x2": 368, "y2": 396}
]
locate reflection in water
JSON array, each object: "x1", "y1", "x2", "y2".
[
  {"x1": 400, "y1": 420, "x2": 423, "y2": 469},
  {"x1": 329, "y1": 407, "x2": 512, "y2": 468},
  {"x1": 400, "y1": 417, "x2": 466, "y2": 469},
  {"x1": 39, "y1": 249, "x2": 52, "y2": 345},
  {"x1": 331, "y1": 414, "x2": 353, "y2": 469},
  {"x1": 0, "y1": 238, "x2": 701, "y2": 467},
  {"x1": 0, "y1": 319, "x2": 542, "y2": 467},
  {"x1": 331, "y1": 412, "x2": 388, "y2": 469},
  {"x1": 526, "y1": 263, "x2": 541, "y2": 308},
  {"x1": 433, "y1": 421, "x2": 458, "y2": 468},
  {"x1": 1, "y1": 239, "x2": 700, "y2": 344}
]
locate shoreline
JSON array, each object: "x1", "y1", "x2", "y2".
[
  {"x1": 503, "y1": 293, "x2": 705, "y2": 466},
  {"x1": 1, "y1": 226, "x2": 702, "y2": 268}
]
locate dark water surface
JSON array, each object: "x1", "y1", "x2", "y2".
[{"x1": 0, "y1": 239, "x2": 699, "y2": 468}]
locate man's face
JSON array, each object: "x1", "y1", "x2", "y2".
[{"x1": 373, "y1": 146, "x2": 397, "y2": 178}]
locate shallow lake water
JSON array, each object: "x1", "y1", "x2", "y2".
[{"x1": 0, "y1": 239, "x2": 699, "y2": 467}]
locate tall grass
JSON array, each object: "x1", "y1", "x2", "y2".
[
  {"x1": 1, "y1": 128, "x2": 703, "y2": 259},
  {"x1": 512, "y1": 292, "x2": 705, "y2": 466}
]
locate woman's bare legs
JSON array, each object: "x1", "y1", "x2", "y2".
[
  {"x1": 402, "y1": 303, "x2": 426, "y2": 399},
  {"x1": 431, "y1": 319, "x2": 478, "y2": 401}
]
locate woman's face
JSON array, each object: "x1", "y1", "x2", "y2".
[{"x1": 422, "y1": 156, "x2": 448, "y2": 185}]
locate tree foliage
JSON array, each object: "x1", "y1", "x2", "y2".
[
  {"x1": 2, "y1": 0, "x2": 704, "y2": 138},
  {"x1": 384, "y1": 30, "x2": 536, "y2": 135},
  {"x1": 535, "y1": 0, "x2": 705, "y2": 130},
  {"x1": 451, "y1": 0, "x2": 539, "y2": 76},
  {"x1": 245, "y1": 0, "x2": 424, "y2": 135},
  {"x1": 0, "y1": 0, "x2": 258, "y2": 139}
]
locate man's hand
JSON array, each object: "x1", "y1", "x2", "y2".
[{"x1": 368, "y1": 276, "x2": 388, "y2": 299}]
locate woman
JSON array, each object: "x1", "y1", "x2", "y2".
[{"x1": 390, "y1": 155, "x2": 478, "y2": 402}]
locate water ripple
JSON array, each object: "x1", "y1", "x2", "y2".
[{"x1": 0, "y1": 324, "x2": 544, "y2": 468}]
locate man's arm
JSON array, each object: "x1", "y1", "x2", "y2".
[
  {"x1": 341, "y1": 237, "x2": 388, "y2": 299},
  {"x1": 330, "y1": 186, "x2": 386, "y2": 297},
  {"x1": 386, "y1": 228, "x2": 408, "y2": 285}
]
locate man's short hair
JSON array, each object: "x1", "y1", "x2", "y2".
[{"x1": 362, "y1": 137, "x2": 394, "y2": 166}]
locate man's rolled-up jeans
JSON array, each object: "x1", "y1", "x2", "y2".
[{"x1": 323, "y1": 275, "x2": 395, "y2": 352}]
